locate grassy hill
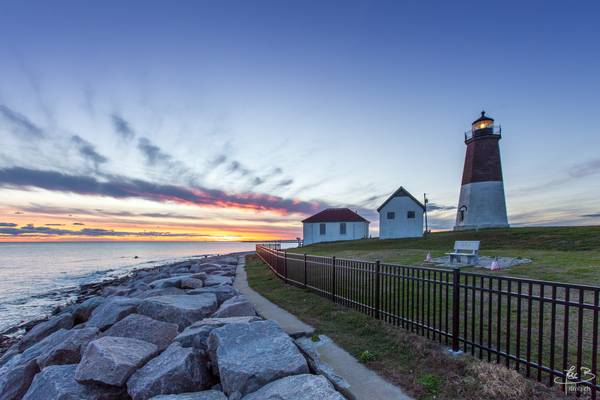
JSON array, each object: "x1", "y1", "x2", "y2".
[{"x1": 289, "y1": 227, "x2": 600, "y2": 285}]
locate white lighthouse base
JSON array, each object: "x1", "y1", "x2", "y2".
[{"x1": 454, "y1": 181, "x2": 509, "y2": 231}]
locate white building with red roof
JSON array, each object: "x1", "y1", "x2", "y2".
[{"x1": 302, "y1": 208, "x2": 370, "y2": 245}]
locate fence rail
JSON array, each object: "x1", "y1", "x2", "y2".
[{"x1": 256, "y1": 245, "x2": 600, "y2": 398}]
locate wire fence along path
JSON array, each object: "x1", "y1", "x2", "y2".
[{"x1": 256, "y1": 245, "x2": 600, "y2": 398}]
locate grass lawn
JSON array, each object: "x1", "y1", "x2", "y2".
[
  {"x1": 246, "y1": 254, "x2": 568, "y2": 400},
  {"x1": 288, "y1": 227, "x2": 600, "y2": 286}
]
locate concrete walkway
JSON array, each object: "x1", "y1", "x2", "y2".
[{"x1": 235, "y1": 255, "x2": 413, "y2": 400}]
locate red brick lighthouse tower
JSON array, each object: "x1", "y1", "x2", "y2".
[{"x1": 454, "y1": 111, "x2": 509, "y2": 230}]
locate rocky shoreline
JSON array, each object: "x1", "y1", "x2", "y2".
[{"x1": 0, "y1": 253, "x2": 347, "y2": 400}]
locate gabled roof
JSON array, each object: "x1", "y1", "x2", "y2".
[
  {"x1": 377, "y1": 186, "x2": 425, "y2": 212},
  {"x1": 302, "y1": 208, "x2": 370, "y2": 223}
]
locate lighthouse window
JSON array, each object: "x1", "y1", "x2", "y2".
[
  {"x1": 387, "y1": 212, "x2": 395, "y2": 220},
  {"x1": 407, "y1": 211, "x2": 416, "y2": 219},
  {"x1": 340, "y1": 223, "x2": 347, "y2": 235},
  {"x1": 320, "y1": 224, "x2": 326, "y2": 235}
]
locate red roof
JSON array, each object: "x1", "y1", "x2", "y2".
[{"x1": 302, "y1": 208, "x2": 369, "y2": 223}]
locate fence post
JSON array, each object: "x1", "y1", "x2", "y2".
[
  {"x1": 284, "y1": 250, "x2": 288, "y2": 284},
  {"x1": 375, "y1": 260, "x2": 381, "y2": 320},
  {"x1": 331, "y1": 256, "x2": 336, "y2": 303},
  {"x1": 303, "y1": 253, "x2": 307, "y2": 288},
  {"x1": 451, "y1": 268, "x2": 461, "y2": 352}
]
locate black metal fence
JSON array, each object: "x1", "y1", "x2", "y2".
[{"x1": 256, "y1": 245, "x2": 600, "y2": 398}]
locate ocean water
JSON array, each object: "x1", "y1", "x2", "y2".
[{"x1": 0, "y1": 241, "x2": 280, "y2": 333}]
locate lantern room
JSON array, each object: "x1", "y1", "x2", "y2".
[{"x1": 471, "y1": 111, "x2": 494, "y2": 136}]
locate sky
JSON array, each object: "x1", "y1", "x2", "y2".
[{"x1": 0, "y1": 0, "x2": 599, "y2": 242}]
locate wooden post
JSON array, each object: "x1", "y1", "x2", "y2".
[{"x1": 284, "y1": 250, "x2": 288, "y2": 284}]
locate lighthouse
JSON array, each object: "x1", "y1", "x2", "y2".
[{"x1": 454, "y1": 111, "x2": 509, "y2": 230}]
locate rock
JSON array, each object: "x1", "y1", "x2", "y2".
[
  {"x1": 127, "y1": 344, "x2": 215, "y2": 400},
  {"x1": 211, "y1": 296, "x2": 255, "y2": 318},
  {"x1": 203, "y1": 275, "x2": 233, "y2": 287},
  {"x1": 149, "y1": 276, "x2": 185, "y2": 289},
  {"x1": 0, "y1": 354, "x2": 39, "y2": 400},
  {"x1": 72, "y1": 297, "x2": 105, "y2": 323},
  {"x1": 131, "y1": 287, "x2": 185, "y2": 299},
  {"x1": 149, "y1": 390, "x2": 226, "y2": 400},
  {"x1": 294, "y1": 337, "x2": 351, "y2": 398},
  {"x1": 240, "y1": 374, "x2": 345, "y2": 400},
  {"x1": 22, "y1": 364, "x2": 127, "y2": 400},
  {"x1": 103, "y1": 314, "x2": 178, "y2": 351},
  {"x1": 187, "y1": 286, "x2": 237, "y2": 305},
  {"x1": 36, "y1": 327, "x2": 99, "y2": 369},
  {"x1": 0, "y1": 346, "x2": 18, "y2": 367},
  {"x1": 19, "y1": 313, "x2": 74, "y2": 351},
  {"x1": 86, "y1": 296, "x2": 141, "y2": 331},
  {"x1": 75, "y1": 336, "x2": 158, "y2": 386},
  {"x1": 207, "y1": 321, "x2": 309, "y2": 398},
  {"x1": 180, "y1": 277, "x2": 203, "y2": 289},
  {"x1": 103, "y1": 285, "x2": 133, "y2": 297},
  {"x1": 138, "y1": 294, "x2": 218, "y2": 330},
  {"x1": 174, "y1": 317, "x2": 261, "y2": 349}
]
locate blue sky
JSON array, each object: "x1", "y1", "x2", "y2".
[{"x1": 0, "y1": 0, "x2": 599, "y2": 240}]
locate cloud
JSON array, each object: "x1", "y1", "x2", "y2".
[
  {"x1": 582, "y1": 213, "x2": 600, "y2": 218},
  {"x1": 569, "y1": 159, "x2": 600, "y2": 178},
  {"x1": 253, "y1": 177, "x2": 265, "y2": 186},
  {"x1": 0, "y1": 105, "x2": 44, "y2": 138},
  {"x1": 275, "y1": 179, "x2": 294, "y2": 188},
  {"x1": 137, "y1": 137, "x2": 170, "y2": 164},
  {"x1": 0, "y1": 167, "x2": 324, "y2": 215},
  {"x1": 427, "y1": 203, "x2": 456, "y2": 212},
  {"x1": 0, "y1": 222, "x2": 17, "y2": 227},
  {"x1": 210, "y1": 154, "x2": 228, "y2": 167},
  {"x1": 73, "y1": 222, "x2": 85, "y2": 226},
  {"x1": 227, "y1": 161, "x2": 251, "y2": 176},
  {"x1": 71, "y1": 135, "x2": 108, "y2": 171},
  {"x1": 111, "y1": 114, "x2": 135, "y2": 140},
  {"x1": 45, "y1": 223, "x2": 64, "y2": 226},
  {"x1": 0, "y1": 224, "x2": 205, "y2": 237}
]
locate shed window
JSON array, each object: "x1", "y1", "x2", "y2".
[
  {"x1": 407, "y1": 211, "x2": 416, "y2": 219},
  {"x1": 340, "y1": 223, "x2": 347, "y2": 235},
  {"x1": 319, "y1": 223, "x2": 326, "y2": 235},
  {"x1": 387, "y1": 212, "x2": 395, "y2": 220}
]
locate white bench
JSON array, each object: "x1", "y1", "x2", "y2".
[{"x1": 446, "y1": 241, "x2": 480, "y2": 265}]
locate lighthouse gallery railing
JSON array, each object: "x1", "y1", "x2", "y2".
[{"x1": 256, "y1": 245, "x2": 600, "y2": 397}]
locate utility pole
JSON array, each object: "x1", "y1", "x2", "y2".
[{"x1": 424, "y1": 193, "x2": 429, "y2": 235}]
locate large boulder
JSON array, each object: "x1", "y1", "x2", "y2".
[
  {"x1": 103, "y1": 314, "x2": 178, "y2": 351},
  {"x1": 22, "y1": 364, "x2": 126, "y2": 400},
  {"x1": 103, "y1": 285, "x2": 133, "y2": 297},
  {"x1": 131, "y1": 287, "x2": 185, "y2": 299},
  {"x1": 207, "y1": 321, "x2": 309, "y2": 398},
  {"x1": 75, "y1": 336, "x2": 158, "y2": 386},
  {"x1": 149, "y1": 390, "x2": 226, "y2": 400},
  {"x1": 203, "y1": 275, "x2": 233, "y2": 287},
  {"x1": 72, "y1": 297, "x2": 105, "y2": 323},
  {"x1": 180, "y1": 277, "x2": 204, "y2": 289},
  {"x1": 0, "y1": 326, "x2": 79, "y2": 398},
  {"x1": 187, "y1": 286, "x2": 237, "y2": 305},
  {"x1": 174, "y1": 317, "x2": 261, "y2": 350},
  {"x1": 36, "y1": 327, "x2": 99, "y2": 369},
  {"x1": 86, "y1": 296, "x2": 141, "y2": 331},
  {"x1": 19, "y1": 313, "x2": 74, "y2": 351},
  {"x1": 138, "y1": 294, "x2": 218, "y2": 330},
  {"x1": 148, "y1": 276, "x2": 185, "y2": 289},
  {"x1": 240, "y1": 374, "x2": 345, "y2": 400},
  {"x1": 211, "y1": 296, "x2": 255, "y2": 318},
  {"x1": 0, "y1": 354, "x2": 39, "y2": 400},
  {"x1": 127, "y1": 344, "x2": 215, "y2": 400}
]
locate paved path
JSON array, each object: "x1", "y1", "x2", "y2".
[{"x1": 235, "y1": 255, "x2": 413, "y2": 400}]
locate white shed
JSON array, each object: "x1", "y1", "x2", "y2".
[
  {"x1": 377, "y1": 187, "x2": 425, "y2": 239},
  {"x1": 302, "y1": 208, "x2": 369, "y2": 246}
]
